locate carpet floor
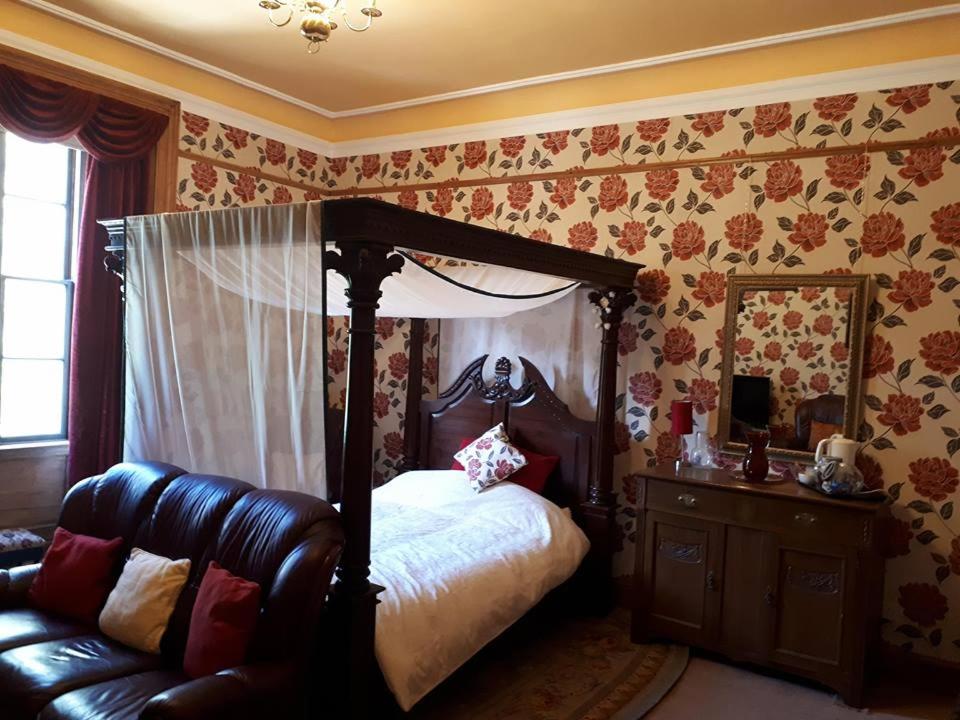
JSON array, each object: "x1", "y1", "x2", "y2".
[
  {"x1": 647, "y1": 657, "x2": 953, "y2": 720},
  {"x1": 408, "y1": 610, "x2": 688, "y2": 720}
]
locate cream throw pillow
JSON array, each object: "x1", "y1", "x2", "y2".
[{"x1": 99, "y1": 548, "x2": 191, "y2": 654}]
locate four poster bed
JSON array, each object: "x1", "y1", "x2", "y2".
[{"x1": 101, "y1": 198, "x2": 642, "y2": 718}]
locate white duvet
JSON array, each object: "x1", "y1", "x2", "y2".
[{"x1": 366, "y1": 470, "x2": 589, "y2": 711}]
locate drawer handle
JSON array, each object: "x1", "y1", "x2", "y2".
[
  {"x1": 677, "y1": 493, "x2": 697, "y2": 508},
  {"x1": 764, "y1": 586, "x2": 776, "y2": 607},
  {"x1": 706, "y1": 571, "x2": 718, "y2": 592},
  {"x1": 794, "y1": 512, "x2": 817, "y2": 526}
]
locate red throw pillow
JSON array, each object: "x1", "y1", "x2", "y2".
[
  {"x1": 450, "y1": 437, "x2": 475, "y2": 471},
  {"x1": 28, "y1": 527, "x2": 123, "y2": 624},
  {"x1": 184, "y1": 561, "x2": 261, "y2": 678},
  {"x1": 509, "y1": 448, "x2": 560, "y2": 495},
  {"x1": 452, "y1": 437, "x2": 558, "y2": 494}
]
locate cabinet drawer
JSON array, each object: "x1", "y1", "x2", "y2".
[
  {"x1": 646, "y1": 478, "x2": 871, "y2": 547},
  {"x1": 647, "y1": 480, "x2": 739, "y2": 523},
  {"x1": 753, "y1": 497, "x2": 868, "y2": 548}
]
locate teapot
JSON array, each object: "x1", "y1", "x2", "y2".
[
  {"x1": 813, "y1": 434, "x2": 864, "y2": 496},
  {"x1": 815, "y1": 434, "x2": 858, "y2": 468}
]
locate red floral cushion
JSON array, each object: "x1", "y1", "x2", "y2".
[
  {"x1": 453, "y1": 423, "x2": 528, "y2": 492},
  {"x1": 453, "y1": 437, "x2": 557, "y2": 495},
  {"x1": 183, "y1": 561, "x2": 261, "y2": 678},
  {"x1": 28, "y1": 527, "x2": 123, "y2": 624}
]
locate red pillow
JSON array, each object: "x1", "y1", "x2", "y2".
[
  {"x1": 510, "y1": 448, "x2": 560, "y2": 495},
  {"x1": 184, "y1": 561, "x2": 261, "y2": 678},
  {"x1": 450, "y1": 437, "x2": 475, "y2": 471},
  {"x1": 452, "y1": 437, "x2": 558, "y2": 494},
  {"x1": 28, "y1": 527, "x2": 123, "y2": 624}
]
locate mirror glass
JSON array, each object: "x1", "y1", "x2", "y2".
[{"x1": 718, "y1": 275, "x2": 869, "y2": 461}]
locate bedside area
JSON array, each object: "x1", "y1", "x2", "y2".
[{"x1": 630, "y1": 463, "x2": 888, "y2": 708}]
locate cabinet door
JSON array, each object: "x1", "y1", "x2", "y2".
[
  {"x1": 770, "y1": 544, "x2": 850, "y2": 674},
  {"x1": 642, "y1": 511, "x2": 724, "y2": 646},
  {"x1": 719, "y1": 526, "x2": 775, "y2": 663}
]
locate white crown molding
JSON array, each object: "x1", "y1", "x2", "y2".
[
  {"x1": 332, "y1": 55, "x2": 960, "y2": 157},
  {"x1": 0, "y1": 28, "x2": 336, "y2": 155},
  {"x1": 1, "y1": 27, "x2": 958, "y2": 160},
  {"x1": 12, "y1": 0, "x2": 960, "y2": 120}
]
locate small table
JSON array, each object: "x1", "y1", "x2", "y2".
[{"x1": 630, "y1": 463, "x2": 888, "y2": 707}]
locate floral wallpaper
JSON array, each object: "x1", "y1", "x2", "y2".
[
  {"x1": 174, "y1": 112, "x2": 438, "y2": 482},
  {"x1": 733, "y1": 288, "x2": 852, "y2": 445},
  {"x1": 311, "y1": 82, "x2": 960, "y2": 664}
]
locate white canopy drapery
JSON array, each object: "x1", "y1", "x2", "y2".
[
  {"x1": 178, "y1": 245, "x2": 577, "y2": 319},
  {"x1": 124, "y1": 203, "x2": 327, "y2": 495},
  {"x1": 122, "y1": 202, "x2": 582, "y2": 495}
]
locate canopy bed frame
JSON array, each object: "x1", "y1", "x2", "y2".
[{"x1": 102, "y1": 197, "x2": 642, "y2": 718}]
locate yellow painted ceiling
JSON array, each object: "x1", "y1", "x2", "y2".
[{"x1": 25, "y1": 0, "x2": 960, "y2": 114}]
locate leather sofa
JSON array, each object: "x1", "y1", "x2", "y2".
[{"x1": 0, "y1": 461, "x2": 343, "y2": 720}]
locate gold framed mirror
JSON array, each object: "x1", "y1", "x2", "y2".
[{"x1": 716, "y1": 274, "x2": 870, "y2": 463}]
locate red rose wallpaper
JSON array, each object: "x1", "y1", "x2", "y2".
[{"x1": 178, "y1": 79, "x2": 960, "y2": 664}]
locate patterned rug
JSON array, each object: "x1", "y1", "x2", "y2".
[{"x1": 409, "y1": 610, "x2": 688, "y2": 720}]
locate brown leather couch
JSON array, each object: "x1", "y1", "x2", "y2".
[{"x1": 0, "y1": 461, "x2": 343, "y2": 720}]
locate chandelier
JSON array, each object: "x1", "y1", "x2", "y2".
[{"x1": 258, "y1": 1, "x2": 382, "y2": 52}]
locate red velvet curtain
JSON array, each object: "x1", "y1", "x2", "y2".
[{"x1": 0, "y1": 64, "x2": 168, "y2": 485}]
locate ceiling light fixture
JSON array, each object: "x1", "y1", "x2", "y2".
[{"x1": 258, "y1": 1, "x2": 382, "y2": 52}]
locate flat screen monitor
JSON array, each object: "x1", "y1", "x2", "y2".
[{"x1": 731, "y1": 374, "x2": 770, "y2": 430}]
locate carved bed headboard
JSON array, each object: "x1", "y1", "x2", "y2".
[{"x1": 419, "y1": 355, "x2": 596, "y2": 512}]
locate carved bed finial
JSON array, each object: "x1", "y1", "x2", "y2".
[{"x1": 494, "y1": 357, "x2": 512, "y2": 380}]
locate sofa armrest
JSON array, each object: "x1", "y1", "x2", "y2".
[
  {"x1": 0, "y1": 563, "x2": 40, "y2": 609},
  {"x1": 140, "y1": 662, "x2": 299, "y2": 720}
]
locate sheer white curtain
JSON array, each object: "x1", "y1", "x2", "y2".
[
  {"x1": 439, "y1": 289, "x2": 601, "y2": 420},
  {"x1": 123, "y1": 203, "x2": 327, "y2": 496}
]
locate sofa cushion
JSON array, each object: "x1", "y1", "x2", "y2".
[
  {"x1": 0, "y1": 635, "x2": 162, "y2": 719},
  {"x1": 38, "y1": 670, "x2": 187, "y2": 720},
  {"x1": 211, "y1": 490, "x2": 341, "y2": 661},
  {"x1": 99, "y1": 549, "x2": 190, "y2": 654},
  {"x1": 0, "y1": 609, "x2": 89, "y2": 653},
  {"x1": 184, "y1": 561, "x2": 260, "y2": 678},
  {"x1": 29, "y1": 529, "x2": 123, "y2": 624},
  {"x1": 134, "y1": 474, "x2": 253, "y2": 661},
  {"x1": 58, "y1": 462, "x2": 186, "y2": 551}
]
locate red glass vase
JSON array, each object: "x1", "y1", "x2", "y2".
[{"x1": 742, "y1": 430, "x2": 770, "y2": 483}]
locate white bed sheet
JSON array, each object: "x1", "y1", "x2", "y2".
[{"x1": 365, "y1": 469, "x2": 589, "y2": 710}]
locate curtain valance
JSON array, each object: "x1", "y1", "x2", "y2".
[
  {"x1": 0, "y1": 65, "x2": 167, "y2": 161},
  {"x1": 0, "y1": 62, "x2": 169, "y2": 486}
]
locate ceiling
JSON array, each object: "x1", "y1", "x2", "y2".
[{"x1": 27, "y1": 0, "x2": 960, "y2": 114}]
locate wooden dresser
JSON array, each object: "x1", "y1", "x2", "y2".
[{"x1": 631, "y1": 464, "x2": 888, "y2": 706}]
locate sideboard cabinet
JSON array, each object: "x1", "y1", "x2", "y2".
[{"x1": 631, "y1": 464, "x2": 888, "y2": 707}]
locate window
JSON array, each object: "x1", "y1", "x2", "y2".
[{"x1": 0, "y1": 130, "x2": 82, "y2": 442}]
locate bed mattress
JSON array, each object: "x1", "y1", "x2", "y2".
[{"x1": 364, "y1": 469, "x2": 589, "y2": 710}]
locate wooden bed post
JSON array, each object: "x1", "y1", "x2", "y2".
[
  {"x1": 583, "y1": 287, "x2": 636, "y2": 612},
  {"x1": 399, "y1": 318, "x2": 425, "y2": 474},
  {"x1": 325, "y1": 241, "x2": 403, "y2": 720}
]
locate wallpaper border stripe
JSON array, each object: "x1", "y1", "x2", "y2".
[
  {"x1": 15, "y1": 0, "x2": 960, "y2": 120},
  {"x1": 180, "y1": 135, "x2": 960, "y2": 200}
]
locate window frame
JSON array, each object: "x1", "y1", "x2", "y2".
[{"x1": 0, "y1": 130, "x2": 83, "y2": 444}]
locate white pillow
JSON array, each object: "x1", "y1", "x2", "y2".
[
  {"x1": 453, "y1": 423, "x2": 528, "y2": 493},
  {"x1": 99, "y1": 548, "x2": 191, "y2": 654}
]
